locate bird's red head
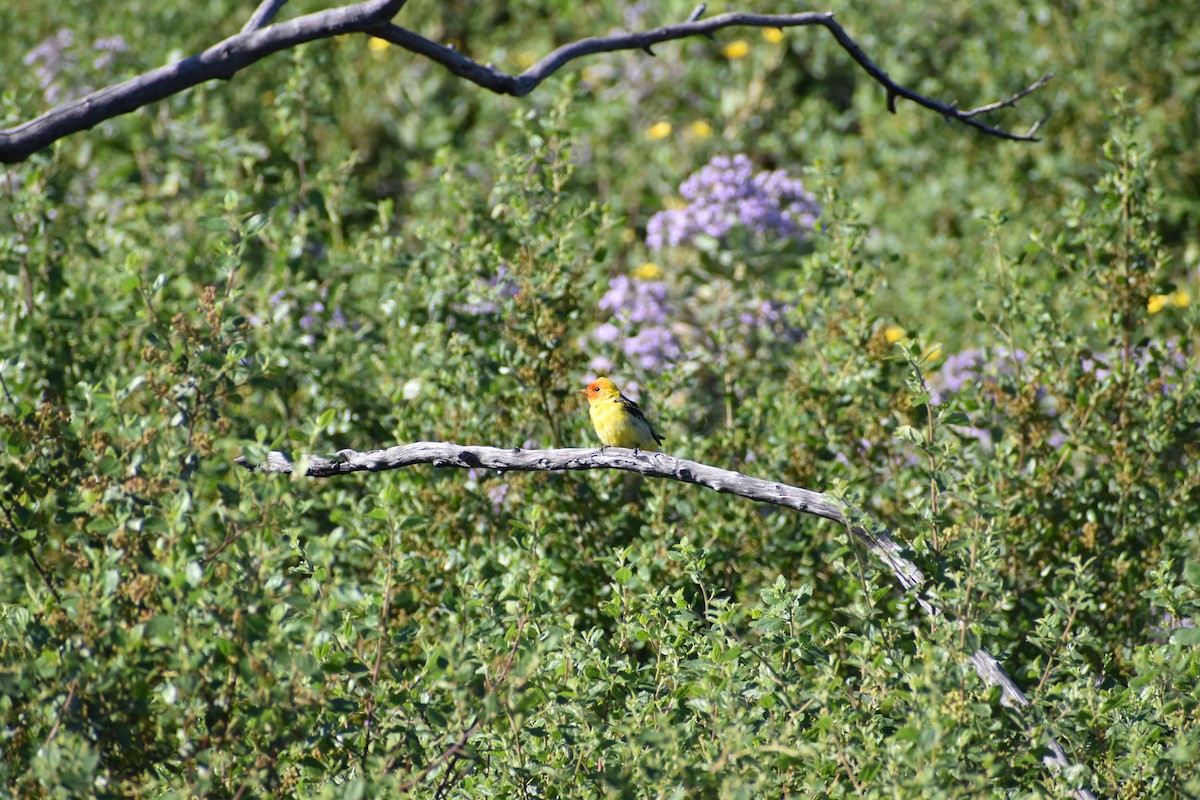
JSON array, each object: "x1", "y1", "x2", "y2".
[{"x1": 583, "y1": 377, "x2": 618, "y2": 401}]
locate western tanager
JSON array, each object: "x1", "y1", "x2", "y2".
[{"x1": 582, "y1": 377, "x2": 664, "y2": 451}]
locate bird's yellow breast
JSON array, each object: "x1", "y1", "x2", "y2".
[{"x1": 589, "y1": 397, "x2": 659, "y2": 450}]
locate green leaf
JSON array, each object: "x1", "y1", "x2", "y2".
[{"x1": 1170, "y1": 627, "x2": 1200, "y2": 646}]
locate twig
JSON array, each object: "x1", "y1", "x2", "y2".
[
  {"x1": 390, "y1": 614, "x2": 529, "y2": 791},
  {"x1": 363, "y1": 524, "x2": 398, "y2": 759},
  {"x1": 2, "y1": 4, "x2": 1047, "y2": 162},
  {"x1": 0, "y1": 363, "x2": 14, "y2": 404},
  {"x1": 394, "y1": 717, "x2": 482, "y2": 791},
  {"x1": 0, "y1": 496, "x2": 63, "y2": 606},
  {"x1": 1035, "y1": 603, "x2": 1079, "y2": 694},
  {"x1": 238, "y1": 442, "x2": 1095, "y2": 799},
  {"x1": 242, "y1": 0, "x2": 291, "y2": 33},
  {"x1": 40, "y1": 679, "x2": 78, "y2": 751},
  {"x1": 960, "y1": 73, "x2": 1055, "y2": 118}
]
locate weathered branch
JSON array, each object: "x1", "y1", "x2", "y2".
[
  {"x1": 237, "y1": 441, "x2": 1093, "y2": 799},
  {"x1": 2, "y1": 4, "x2": 1049, "y2": 163},
  {"x1": 236, "y1": 442, "x2": 926, "y2": 589}
]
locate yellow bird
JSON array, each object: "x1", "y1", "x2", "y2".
[{"x1": 582, "y1": 377, "x2": 665, "y2": 451}]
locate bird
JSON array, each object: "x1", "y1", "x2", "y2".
[{"x1": 582, "y1": 377, "x2": 665, "y2": 451}]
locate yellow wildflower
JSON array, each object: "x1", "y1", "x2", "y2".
[
  {"x1": 647, "y1": 121, "x2": 673, "y2": 140},
  {"x1": 690, "y1": 121, "x2": 714, "y2": 138},
  {"x1": 1150, "y1": 290, "x2": 1191, "y2": 313},
  {"x1": 884, "y1": 325, "x2": 906, "y2": 344},
  {"x1": 722, "y1": 40, "x2": 751, "y2": 59},
  {"x1": 368, "y1": 37, "x2": 390, "y2": 52},
  {"x1": 633, "y1": 262, "x2": 662, "y2": 280},
  {"x1": 763, "y1": 28, "x2": 785, "y2": 44}
]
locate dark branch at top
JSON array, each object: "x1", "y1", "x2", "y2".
[
  {"x1": 384, "y1": 9, "x2": 1048, "y2": 141},
  {"x1": 243, "y1": 0, "x2": 292, "y2": 33},
  {"x1": 0, "y1": 2, "x2": 1049, "y2": 163}
]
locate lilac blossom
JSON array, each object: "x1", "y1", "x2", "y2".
[
  {"x1": 929, "y1": 348, "x2": 1029, "y2": 405},
  {"x1": 455, "y1": 265, "x2": 520, "y2": 316},
  {"x1": 592, "y1": 275, "x2": 681, "y2": 372},
  {"x1": 486, "y1": 481, "x2": 511, "y2": 509},
  {"x1": 646, "y1": 155, "x2": 821, "y2": 249},
  {"x1": 928, "y1": 347, "x2": 1038, "y2": 450},
  {"x1": 256, "y1": 287, "x2": 349, "y2": 336},
  {"x1": 592, "y1": 323, "x2": 621, "y2": 344},
  {"x1": 589, "y1": 355, "x2": 614, "y2": 374},
  {"x1": 624, "y1": 326, "x2": 683, "y2": 370},
  {"x1": 581, "y1": 2, "x2": 681, "y2": 102},
  {"x1": 24, "y1": 29, "x2": 77, "y2": 104},
  {"x1": 739, "y1": 299, "x2": 806, "y2": 344},
  {"x1": 91, "y1": 36, "x2": 129, "y2": 70},
  {"x1": 599, "y1": 275, "x2": 671, "y2": 325},
  {"x1": 1082, "y1": 340, "x2": 1186, "y2": 393},
  {"x1": 24, "y1": 30, "x2": 130, "y2": 105},
  {"x1": 466, "y1": 468, "x2": 511, "y2": 511}
]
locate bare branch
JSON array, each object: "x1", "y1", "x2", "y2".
[
  {"x1": 0, "y1": 0, "x2": 409, "y2": 163},
  {"x1": 960, "y1": 72, "x2": 1055, "y2": 118},
  {"x1": 2, "y1": 5, "x2": 1047, "y2": 163},
  {"x1": 242, "y1": 0, "x2": 291, "y2": 33},
  {"x1": 236, "y1": 441, "x2": 1094, "y2": 799},
  {"x1": 372, "y1": 11, "x2": 1050, "y2": 140},
  {"x1": 236, "y1": 441, "x2": 926, "y2": 591}
]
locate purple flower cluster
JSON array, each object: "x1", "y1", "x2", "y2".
[
  {"x1": 92, "y1": 36, "x2": 129, "y2": 70},
  {"x1": 467, "y1": 468, "x2": 511, "y2": 511},
  {"x1": 24, "y1": 28, "x2": 128, "y2": 105},
  {"x1": 251, "y1": 288, "x2": 348, "y2": 337},
  {"x1": 1081, "y1": 340, "x2": 1186, "y2": 391},
  {"x1": 929, "y1": 348, "x2": 1031, "y2": 405},
  {"x1": 646, "y1": 155, "x2": 821, "y2": 249},
  {"x1": 591, "y1": 275, "x2": 681, "y2": 372},
  {"x1": 739, "y1": 299, "x2": 806, "y2": 344},
  {"x1": 24, "y1": 29, "x2": 77, "y2": 105},
  {"x1": 599, "y1": 275, "x2": 670, "y2": 324},
  {"x1": 927, "y1": 348, "x2": 1045, "y2": 449},
  {"x1": 933, "y1": 342, "x2": 1188, "y2": 408},
  {"x1": 454, "y1": 265, "x2": 520, "y2": 317}
]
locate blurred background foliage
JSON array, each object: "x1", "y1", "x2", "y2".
[{"x1": 2, "y1": 0, "x2": 1198, "y2": 797}]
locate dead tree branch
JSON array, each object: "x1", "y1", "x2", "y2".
[
  {"x1": 237, "y1": 441, "x2": 1094, "y2": 799},
  {"x1": 1, "y1": 3, "x2": 1049, "y2": 163}
]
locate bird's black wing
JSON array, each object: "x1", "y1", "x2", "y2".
[{"x1": 619, "y1": 392, "x2": 665, "y2": 444}]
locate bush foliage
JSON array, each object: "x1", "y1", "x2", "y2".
[{"x1": 2, "y1": 1, "x2": 1198, "y2": 797}]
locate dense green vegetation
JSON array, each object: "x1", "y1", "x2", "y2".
[{"x1": 2, "y1": 1, "x2": 1198, "y2": 797}]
